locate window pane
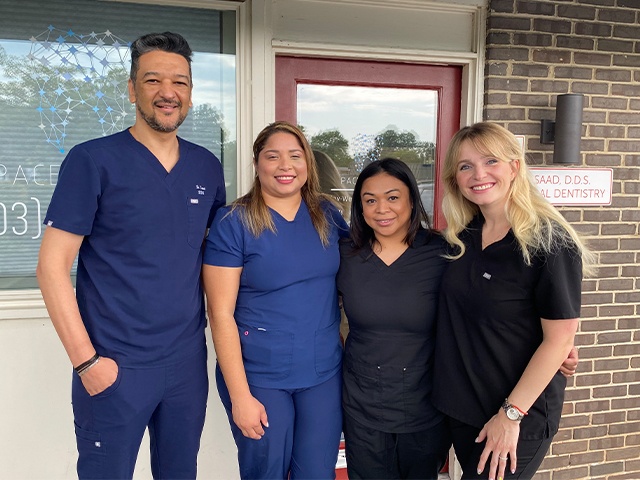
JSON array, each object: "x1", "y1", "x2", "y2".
[
  {"x1": 297, "y1": 84, "x2": 438, "y2": 222},
  {"x1": 0, "y1": 0, "x2": 236, "y2": 289}
]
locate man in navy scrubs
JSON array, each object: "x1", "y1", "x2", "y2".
[{"x1": 36, "y1": 32, "x2": 226, "y2": 479}]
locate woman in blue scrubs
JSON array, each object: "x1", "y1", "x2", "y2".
[{"x1": 202, "y1": 121, "x2": 348, "y2": 479}]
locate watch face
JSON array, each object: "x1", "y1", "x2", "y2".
[{"x1": 507, "y1": 407, "x2": 521, "y2": 420}]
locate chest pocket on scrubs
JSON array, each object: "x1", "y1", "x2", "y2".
[
  {"x1": 186, "y1": 195, "x2": 214, "y2": 248},
  {"x1": 239, "y1": 325, "x2": 294, "y2": 381},
  {"x1": 472, "y1": 268, "x2": 532, "y2": 332}
]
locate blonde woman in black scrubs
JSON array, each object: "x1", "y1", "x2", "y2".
[{"x1": 433, "y1": 122, "x2": 594, "y2": 480}]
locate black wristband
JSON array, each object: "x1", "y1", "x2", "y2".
[{"x1": 74, "y1": 353, "x2": 99, "y2": 375}]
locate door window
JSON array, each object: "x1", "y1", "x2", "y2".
[
  {"x1": 276, "y1": 56, "x2": 461, "y2": 228},
  {"x1": 298, "y1": 83, "x2": 438, "y2": 221}
]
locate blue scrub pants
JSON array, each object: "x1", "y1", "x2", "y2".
[
  {"x1": 216, "y1": 365, "x2": 342, "y2": 480},
  {"x1": 71, "y1": 348, "x2": 208, "y2": 479}
]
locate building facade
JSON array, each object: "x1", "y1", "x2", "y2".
[
  {"x1": 0, "y1": 0, "x2": 637, "y2": 478},
  {"x1": 485, "y1": 2, "x2": 640, "y2": 479}
]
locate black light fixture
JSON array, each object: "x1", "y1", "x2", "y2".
[{"x1": 540, "y1": 93, "x2": 584, "y2": 164}]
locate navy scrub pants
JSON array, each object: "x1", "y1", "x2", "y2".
[
  {"x1": 71, "y1": 347, "x2": 208, "y2": 479},
  {"x1": 216, "y1": 365, "x2": 342, "y2": 480}
]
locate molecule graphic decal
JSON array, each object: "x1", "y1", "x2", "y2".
[
  {"x1": 351, "y1": 133, "x2": 380, "y2": 173},
  {"x1": 28, "y1": 26, "x2": 133, "y2": 153}
]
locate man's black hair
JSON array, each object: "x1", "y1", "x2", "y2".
[{"x1": 130, "y1": 32, "x2": 192, "y2": 82}]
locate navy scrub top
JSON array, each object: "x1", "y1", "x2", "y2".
[
  {"x1": 204, "y1": 200, "x2": 349, "y2": 389},
  {"x1": 44, "y1": 129, "x2": 226, "y2": 367}
]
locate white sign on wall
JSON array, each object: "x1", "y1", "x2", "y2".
[{"x1": 530, "y1": 167, "x2": 613, "y2": 206}]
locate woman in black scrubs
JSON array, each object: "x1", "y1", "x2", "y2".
[
  {"x1": 432, "y1": 122, "x2": 594, "y2": 480},
  {"x1": 338, "y1": 158, "x2": 451, "y2": 479}
]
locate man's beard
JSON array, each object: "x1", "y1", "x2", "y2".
[{"x1": 137, "y1": 102, "x2": 187, "y2": 133}]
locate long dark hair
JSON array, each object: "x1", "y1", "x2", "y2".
[{"x1": 349, "y1": 158, "x2": 432, "y2": 250}]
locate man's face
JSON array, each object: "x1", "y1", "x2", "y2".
[{"x1": 128, "y1": 50, "x2": 192, "y2": 133}]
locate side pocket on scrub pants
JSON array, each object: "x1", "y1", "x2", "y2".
[
  {"x1": 91, "y1": 364, "x2": 124, "y2": 399},
  {"x1": 315, "y1": 321, "x2": 342, "y2": 375},
  {"x1": 239, "y1": 325, "x2": 293, "y2": 381},
  {"x1": 186, "y1": 195, "x2": 214, "y2": 248},
  {"x1": 75, "y1": 423, "x2": 107, "y2": 474}
]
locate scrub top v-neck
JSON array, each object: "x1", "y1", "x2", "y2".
[
  {"x1": 432, "y1": 214, "x2": 583, "y2": 439},
  {"x1": 338, "y1": 230, "x2": 448, "y2": 433},
  {"x1": 204, "y1": 200, "x2": 349, "y2": 390},
  {"x1": 44, "y1": 129, "x2": 226, "y2": 366}
]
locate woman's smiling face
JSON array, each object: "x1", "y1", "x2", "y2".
[
  {"x1": 256, "y1": 131, "x2": 308, "y2": 202},
  {"x1": 361, "y1": 172, "x2": 412, "y2": 245},
  {"x1": 455, "y1": 139, "x2": 519, "y2": 212}
]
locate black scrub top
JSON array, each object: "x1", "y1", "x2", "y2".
[
  {"x1": 338, "y1": 229, "x2": 448, "y2": 433},
  {"x1": 432, "y1": 215, "x2": 583, "y2": 439}
]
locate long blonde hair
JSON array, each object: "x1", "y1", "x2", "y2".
[
  {"x1": 230, "y1": 121, "x2": 334, "y2": 247},
  {"x1": 442, "y1": 122, "x2": 595, "y2": 276}
]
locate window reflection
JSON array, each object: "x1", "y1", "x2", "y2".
[
  {"x1": 298, "y1": 84, "x2": 438, "y2": 220},
  {"x1": 0, "y1": 3, "x2": 236, "y2": 289}
]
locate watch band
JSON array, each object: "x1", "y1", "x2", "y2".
[{"x1": 502, "y1": 398, "x2": 526, "y2": 421}]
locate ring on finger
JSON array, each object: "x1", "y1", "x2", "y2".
[{"x1": 499, "y1": 456, "x2": 508, "y2": 461}]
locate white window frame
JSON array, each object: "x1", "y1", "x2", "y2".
[{"x1": 0, "y1": 0, "x2": 250, "y2": 316}]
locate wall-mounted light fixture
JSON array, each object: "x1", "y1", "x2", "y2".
[{"x1": 540, "y1": 93, "x2": 584, "y2": 164}]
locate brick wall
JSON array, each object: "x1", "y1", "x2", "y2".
[{"x1": 485, "y1": 1, "x2": 640, "y2": 478}]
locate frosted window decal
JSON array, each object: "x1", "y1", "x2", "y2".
[
  {"x1": 29, "y1": 26, "x2": 133, "y2": 154},
  {"x1": 0, "y1": 1, "x2": 237, "y2": 289}
]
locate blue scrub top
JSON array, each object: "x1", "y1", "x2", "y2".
[
  {"x1": 204, "y1": 200, "x2": 348, "y2": 389},
  {"x1": 44, "y1": 129, "x2": 226, "y2": 367}
]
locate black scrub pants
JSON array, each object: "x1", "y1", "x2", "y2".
[
  {"x1": 448, "y1": 416, "x2": 554, "y2": 479},
  {"x1": 343, "y1": 413, "x2": 451, "y2": 479}
]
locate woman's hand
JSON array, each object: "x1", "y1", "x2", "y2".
[
  {"x1": 559, "y1": 345, "x2": 579, "y2": 377},
  {"x1": 205, "y1": 264, "x2": 267, "y2": 439},
  {"x1": 231, "y1": 394, "x2": 269, "y2": 440},
  {"x1": 476, "y1": 411, "x2": 520, "y2": 480}
]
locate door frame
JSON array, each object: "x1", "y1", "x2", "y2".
[
  {"x1": 275, "y1": 55, "x2": 462, "y2": 229},
  {"x1": 243, "y1": 1, "x2": 486, "y2": 223}
]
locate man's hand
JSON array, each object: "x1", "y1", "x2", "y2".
[{"x1": 80, "y1": 356, "x2": 119, "y2": 396}]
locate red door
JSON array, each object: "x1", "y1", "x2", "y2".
[{"x1": 275, "y1": 56, "x2": 461, "y2": 230}]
